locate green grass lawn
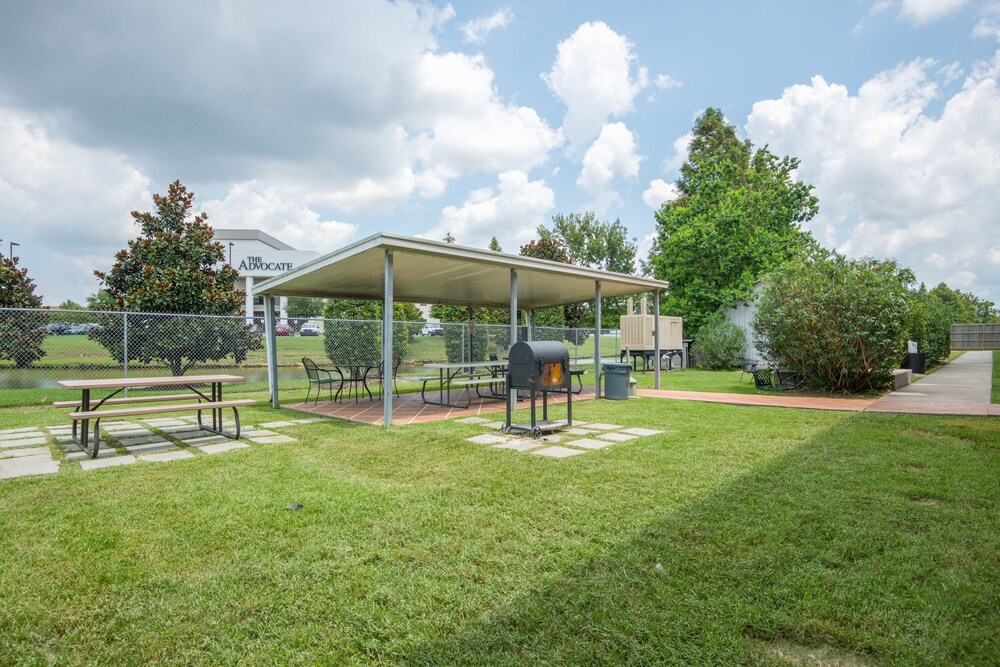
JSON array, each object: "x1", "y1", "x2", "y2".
[{"x1": 1, "y1": 398, "x2": 997, "y2": 664}]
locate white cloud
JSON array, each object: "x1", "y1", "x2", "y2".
[
  {"x1": 576, "y1": 122, "x2": 642, "y2": 214},
  {"x1": 201, "y1": 183, "x2": 359, "y2": 254},
  {"x1": 424, "y1": 171, "x2": 555, "y2": 249},
  {"x1": 662, "y1": 132, "x2": 693, "y2": 173},
  {"x1": 899, "y1": 0, "x2": 969, "y2": 23},
  {"x1": 460, "y1": 8, "x2": 514, "y2": 44},
  {"x1": 746, "y1": 48, "x2": 1000, "y2": 299},
  {"x1": 945, "y1": 269, "x2": 976, "y2": 286},
  {"x1": 973, "y1": 0, "x2": 1000, "y2": 37},
  {"x1": 542, "y1": 21, "x2": 649, "y2": 150},
  {"x1": 642, "y1": 179, "x2": 680, "y2": 210},
  {"x1": 988, "y1": 247, "x2": 1000, "y2": 263},
  {"x1": 0, "y1": 108, "x2": 150, "y2": 303},
  {"x1": 654, "y1": 74, "x2": 682, "y2": 89}
]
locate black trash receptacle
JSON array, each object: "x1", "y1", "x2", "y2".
[
  {"x1": 908, "y1": 352, "x2": 926, "y2": 374},
  {"x1": 602, "y1": 362, "x2": 631, "y2": 400}
]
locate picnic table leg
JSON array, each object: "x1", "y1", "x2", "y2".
[{"x1": 80, "y1": 389, "x2": 92, "y2": 457}]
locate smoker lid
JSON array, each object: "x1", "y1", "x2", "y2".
[{"x1": 508, "y1": 340, "x2": 570, "y2": 364}]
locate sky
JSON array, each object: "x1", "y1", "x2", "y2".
[{"x1": 1, "y1": 0, "x2": 998, "y2": 305}]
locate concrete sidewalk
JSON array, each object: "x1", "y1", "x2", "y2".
[
  {"x1": 638, "y1": 351, "x2": 998, "y2": 417},
  {"x1": 868, "y1": 350, "x2": 999, "y2": 416}
]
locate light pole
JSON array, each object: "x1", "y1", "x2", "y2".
[
  {"x1": 9, "y1": 242, "x2": 19, "y2": 258},
  {"x1": 228, "y1": 242, "x2": 234, "y2": 265}
]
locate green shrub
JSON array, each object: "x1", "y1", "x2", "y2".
[
  {"x1": 322, "y1": 299, "x2": 410, "y2": 366},
  {"x1": 694, "y1": 312, "x2": 747, "y2": 369},
  {"x1": 753, "y1": 250, "x2": 912, "y2": 393}
]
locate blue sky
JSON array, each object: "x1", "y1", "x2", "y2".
[{"x1": 1, "y1": 0, "x2": 998, "y2": 304}]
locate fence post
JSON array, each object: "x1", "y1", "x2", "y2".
[{"x1": 123, "y1": 312, "x2": 129, "y2": 397}]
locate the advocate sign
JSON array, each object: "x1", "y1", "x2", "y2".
[{"x1": 232, "y1": 250, "x2": 317, "y2": 277}]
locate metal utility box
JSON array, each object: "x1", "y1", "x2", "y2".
[{"x1": 620, "y1": 314, "x2": 683, "y2": 351}]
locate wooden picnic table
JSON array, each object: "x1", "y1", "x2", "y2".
[{"x1": 56, "y1": 374, "x2": 247, "y2": 458}]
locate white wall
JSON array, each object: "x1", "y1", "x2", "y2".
[{"x1": 723, "y1": 282, "x2": 766, "y2": 361}]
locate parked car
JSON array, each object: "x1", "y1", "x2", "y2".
[
  {"x1": 274, "y1": 324, "x2": 291, "y2": 336},
  {"x1": 41, "y1": 322, "x2": 70, "y2": 335},
  {"x1": 420, "y1": 324, "x2": 443, "y2": 336},
  {"x1": 299, "y1": 323, "x2": 321, "y2": 336}
]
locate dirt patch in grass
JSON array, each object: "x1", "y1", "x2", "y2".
[
  {"x1": 905, "y1": 464, "x2": 930, "y2": 472},
  {"x1": 910, "y1": 496, "x2": 942, "y2": 507},
  {"x1": 764, "y1": 640, "x2": 872, "y2": 667}
]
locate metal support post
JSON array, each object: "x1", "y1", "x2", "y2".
[
  {"x1": 594, "y1": 281, "x2": 602, "y2": 398},
  {"x1": 509, "y1": 269, "x2": 518, "y2": 413},
  {"x1": 264, "y1": 295, "x2": 279, "y2": 407},
  {"x1": 653, "y1": 290, "x2": 661, "y2": 390},
  {"x1": 383, "y1": 250, "x2": 394, "y2": 428}
]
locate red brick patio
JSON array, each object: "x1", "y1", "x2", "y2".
[{"x1": 285, "y1": 388, "x2": 595, "y2": 425}]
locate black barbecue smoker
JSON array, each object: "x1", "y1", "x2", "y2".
[{"x1": 503, "y1": 340, "x2": 573, "y2": 437}]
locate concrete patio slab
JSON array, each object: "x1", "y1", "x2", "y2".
[
  {"x1": 80, "y1": 455, "x2": 137, "y2": 471},
  {"x1": 565, "y1": 438, "x2": 616, "y2": 450},
  {"x1": 532, "y1": 446, "x2": 585, "y2": 458},
  {"x1": 0, "y1": 437, "x2": 47, "y2": 449},
  {"x1": 140, "y1": 450, "x2": 195, "y2": 463},
  {"x1": 596, "y1": 432, "x2": 639, "y2": 442},
  {"x1": 0, "y1": 446, "x2": 51, "y2": 459},
  {"x1": 199, "y1": 441, "x2": 251, "y2": 455},
  {"x1": 0, "y1": 454, "x2": 59, "y2": 479}
]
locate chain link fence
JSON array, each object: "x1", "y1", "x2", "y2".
[{"x1": 0, "y1": 308, "x2": 619, "y2": 407}]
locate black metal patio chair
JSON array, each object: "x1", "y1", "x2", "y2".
[
  {"x1": 375, "y1": 357, "x2": 402, "y2": 398},
  {"x1": 739, "y1": 358, "x2": 763, "y2": 383},
  {"x1": 302, "y1": 357, "x2": 344, "y2": 404},
  {"x1": 751, "y1": 367, "x2": 806, "y2": 392}
]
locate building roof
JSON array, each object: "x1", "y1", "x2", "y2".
[
  {"x1": 255, "y1": 232, "x2": 668, "y2": 309},
  {"x1": 214, "y1": 228, "x2": 297, "y2": 251}
]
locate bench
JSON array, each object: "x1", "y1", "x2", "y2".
[
  {"x1": 52, "y1": 393, "x2": 199, "y2": 408},
  {"x1": 68, "y1": 399, "x2": 255, "y2": 456}
]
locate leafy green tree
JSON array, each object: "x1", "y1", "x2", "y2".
[
  {"x1": 322, "y1": 299, "x2": 412, "y2": 366},
  {"x1": 92, "y1": 180, "x2": 260, "y2": 375},
  {"x1": 488, "y1": 237, "x2": 503, "y2": 252},
  {"x1": 56, "y1": 299, "x2": 89, "y2": 323},
  {"x1": 693, "y1": 312, "x2": 747, "y2": 369},
  {"x1": 286, "y1": 297, "x2": 325, "y2": 319},
  {"x1": 86, "y1": 290, "x2": 117, "y2": 311},
  {"x1": 650, "y1": 108, "x2": 819, "y2": 336},
  {"x1": 518, "y1": 237, "x2": 588, "y2": 343},
  {"x1": 538, "y1": 212, "x2": 637, "y2": 329},
  {"x1": 907, "y1": 282, "x2": 999, "y2": 365},
  {"x1": 753, "y1": 250, "x2": 912, "y2": 393},
  {"x1": 0, "y1": 254, "x2": 46, "y2": 367}
]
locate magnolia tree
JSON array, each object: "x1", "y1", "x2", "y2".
[
  {"x1": 93, "y1": 180, "x2": 260, "y2": 375},
  {"x1": 0, "y1": 254, "x2": 46, "y2": 367},
  {"x1": 753, "y1": 250, "x2": 912, "y2": 393}
]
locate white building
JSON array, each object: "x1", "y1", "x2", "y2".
[
  {"x1": 214, "y1": 229, "x2": 319, "y2": 322},
  {"x1": 723, "y1": 280, "x2": 766, "y2": 361}
]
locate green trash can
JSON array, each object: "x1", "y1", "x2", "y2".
[{"x1": 602, "y1": 362, "x2": 631, "y2": 400}]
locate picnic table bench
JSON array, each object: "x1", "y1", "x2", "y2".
[{"x1": 56, "y1": 375, "x2": 251, "y2": 458}]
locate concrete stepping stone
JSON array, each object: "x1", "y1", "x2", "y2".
[
  {"x1": 140, "y1": 450, "x2": 195, "y2": 463},
  {"x1": 483, "y1": 421, "x2": 506, "y2": 430},
  {"x1": 118, "y1": 435, "x2": 168, "y2": 447},
  {"x1": 171, "y1": 430, "x2": 214, "y2": 441},
  {"x1": 104, "y1": 429, "x2": 153, "y2": 438},
  {"x1": 186, "y1": 435, "x2": 229, "y2": 447},
  {"x1": 291, "y1": 418, "x2": 324, "y2": 424},
  {"x1": 248, "y1": 435, "x2": 295, "y2": 444},
  {"x1": 200, "y1": 441, "x2": 251, "y2": 455},
  {"x1": 532, "y1": 446, "x2": 585, "y2": 458},
  {"x1": 583, "y1": 423, "x2": 622, "y2": 431},
  {"x1": 492, "y1": 440, "x2": 544, "y2": 452},
  {"x1": 596, "y1": 432, "x2": 639, "y2": 442},
  {"x1": 242, "y1": 429, "x2": 278, "y2": 437},
  {"x1": 562, "y1": 428, "x2": 597, "y2": 436},
  {"x1": 620, "y1": 427, "x2": 664, "y2": 437},
  {"x1": 80, "y1": 455, "x2": 137, "y2": 471},
  {"x1": 0, "y1": 446, "x2": 51, "y2": 459},
  {"x1": 45, "y1": 426, "x2": 74, "y2": 433},
  {"x1": 159, "y1": 423, "x2": 205, "y2": 433},
  {"x1": 258, "y1": 421, "x2": 295, "y2": 428},
  {"x1": 569, "y1": 420, "x2": 589, "y2": 426},
  {"x1": 65, "y1": 449, "x2": 120, "y2": 461},
  {"x1": 0, "y1": 427, "x2": 44, "y2": 435},
  {"x1": 99, "y1": 423, "x2": 141, "y2": 431},
  {"x1": 467, "y1": 434, "x2": 510, "y2": 445},
  {"x1": 0, "y1": 455, "x2": 59, "y2": 479},
  {"x1": 140, "y1": 419, "x2": 189, "y2": 427},
  {"x1": 456, "y1": 417, "x2": 491, "y2": 424},
  {"x1": 124, "y1": 441, "x2": 177, "y2": 455},
  {"x1": 565, "y1": 438, "x2": 615, "y2": 450},
  {"x1": 0, "y1": 437, "x2": 48, "y2": 449}
]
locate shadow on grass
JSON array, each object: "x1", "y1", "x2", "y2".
[{"x1": 402, "y1": 413, "x2": 1000, "y2": 665}]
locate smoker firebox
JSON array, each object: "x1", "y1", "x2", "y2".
[{"x1": 503, "y1": 340, "x2": 573, "y2": 437}]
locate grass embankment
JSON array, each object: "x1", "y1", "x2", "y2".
[{"x1": 1, "y1": 399, "x2": 997, "y2": 664}]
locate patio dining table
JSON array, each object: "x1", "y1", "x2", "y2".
[{"x1": 421, "y1": 360, "x2": 507, "y2": 408}]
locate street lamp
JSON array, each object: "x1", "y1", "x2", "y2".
[
  {"x1": 228, "y1": 242, "x2": 234, "y2": 265},
  {"x1": 9, "y1": 242, "x2": 19, "y2": 258}
]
